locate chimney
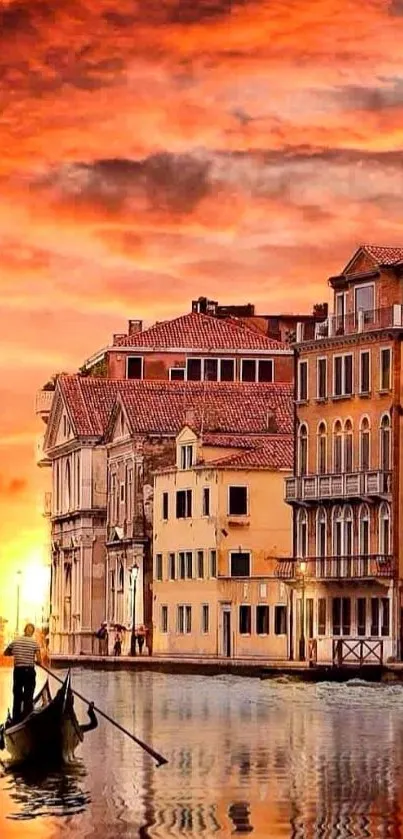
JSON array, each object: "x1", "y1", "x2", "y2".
[
  {"x1": 265, "y1": 410, "x2": 278, "y2": 433},
  {"x1": 191, "y1": 297, "x2": 218, "y2": 316},
  {"x1": 128, "y1": 319, "x2": 143, "y2": 336}
]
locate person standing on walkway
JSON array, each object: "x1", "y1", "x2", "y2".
[
  {"x1": 136, "y1": 625, "x2": 146, "y2": 655},
  {"x1": 4, "y1": 623, "x2": 42, "y2": 722},
  {"x1": 95, "y1": 621, "x2": 109, "y2": 656}
]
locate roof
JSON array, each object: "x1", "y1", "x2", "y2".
[
  {"x1": 55, "y1": 377, "x2": 293, "y2": 439},
  {"x1": 201, "y1": 433, "x2": 272, "y2": 449},
  {"x1": 359, "y1": 245, "x2": 403, "y2": 267},
  {"x1": 203, "y1": 437, "x2": 293, "y2": 470},
  {"x1": 112, "y1": 311, "x2": 288, "y2": 352}
]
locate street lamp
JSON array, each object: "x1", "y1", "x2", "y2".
[
  {"x1": 299, "y1": 560, "x2": 307, "y2": 661},
  {"x1": 15, "y1": 570, "x2": 22, "y2": 636},
  {"x1": 130, "y1": 563, "x2": 139, "y2": 656}
]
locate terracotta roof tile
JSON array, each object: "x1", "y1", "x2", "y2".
[
  {"x1": 204, "y1": 437, "x2": 293, "y2": 470},
  {"x1": 57, "y1": 377, "x2": 293, "y2": 439},
  {"x1": 112, "y1": 311, "x2": 288, "y2": 352},
  {"x1": 361, "y1": 245, "x2": 403, "y2": 266}
]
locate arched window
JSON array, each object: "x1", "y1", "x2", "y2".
[
  {"x1": 344, "y1": 420, "x2": 353, "y2": 473},
  {"x1": 360, "y1": 417, "x2": 370, "y2": 472},
  {"x1": 316, "y1": 507, "x2": 327, "y2": 577},
  {"x1": 380, "y1": 414, "x2": 391, "y2": 473},
  {"x1": 333, "y1": 421, "x2": 343, "y2": 473},
  {"x1": 359, "y1": 504, "x2": 370, "y2": 555},
  {"x1": 379, "y1": 503, "x2": 391, "y2": 556},
  {"x1": 297, "y1": 509, "x2": 308, "y2": 558},
  {"x1": 344, "y1": 505, "x2": 353, "y2": 556},
  {"x1": 118, "y1": 561, "x2": 124, "y2": 591},
  {"x1": 65, "y1": 459, "x2": 71, "y2": 511},
  {"x1": 298, "y1": 423, "x2": 308, "y2": 477},
  {"x1": 317, "y1": 422, "x2": 327, "y2": 475},
  {"x1": 332, "y1": 505, "x2": 343, "y2": 556}
]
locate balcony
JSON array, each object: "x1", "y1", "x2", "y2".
[
  {"x1": 285, "y1": 470, "x2": 391, "y2": 503},
  {"x1": 296, "y1": 304, "x2": 403, "y2": 343},
  {"x1": 35, "y1": 389, "x2": 54, "y2": 422},
  {"x1": 276, "y1": 554, "x2": 393, "y2": 581},
  {"x1": 35, "y1": 434, "x2": 51, "y2": 468},
  {"x1": 43, "y1": 491, "x2": 52, "y2": 517}
]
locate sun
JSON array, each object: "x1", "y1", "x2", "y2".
[{"x1": 20, "y1": 548, "x2": 50, "y2": 624}]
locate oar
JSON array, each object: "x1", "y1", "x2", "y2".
[{"x1": 39, "y1": 663, "x2": 168, "y2": 767}]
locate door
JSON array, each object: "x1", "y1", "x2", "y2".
[{"x1": 223, "y1": 610, "x2": 231, "y2": 658}]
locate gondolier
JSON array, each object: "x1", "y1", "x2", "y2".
[{"x1": 4, "y1": 623, "x2": 42, "y2": 722}]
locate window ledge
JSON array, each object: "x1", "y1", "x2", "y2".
[
  {"x1": 331, "y1": 394, "x2": 353, "y2": 401},
  {"x1": 314, "y1": 397, "x2": 328, "y2": 404},
  {"x1": 227, "y1": 517, "x2": 250, "y2": 527},
  {"x1": 358, "y1": 391, "x2": 371, "y2": 398},
  {"x1": 295, "y1": 399, "x2": 309, "y2": 406},
  {"x1": 379, "y1": 388, "x2": 391, "y2": 395}
]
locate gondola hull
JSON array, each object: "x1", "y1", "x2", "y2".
[{"x1": 2, "y1": 672, "x2": 84, "y2": 765}]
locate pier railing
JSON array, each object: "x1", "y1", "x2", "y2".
[{"x1": 333, "y1": 638, "x2": 383, "y2": 667}]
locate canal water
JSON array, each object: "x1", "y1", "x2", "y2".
[{"x1": 1, "y1": 668, "x2": 403, "y2": 838}]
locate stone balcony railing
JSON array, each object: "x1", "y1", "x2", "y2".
[
  {"x1": 276, "y1": 554, "x2": 394, "y2": 581},
  {"x1": 35, "y1": 389, "x2": 54, "y2": 421},
  {"x1": 296, "y1": 304, "x2": 403, "y2": 343},
  {"x1": 285, "y1": 470, "x2": 392, "y2": 503}
]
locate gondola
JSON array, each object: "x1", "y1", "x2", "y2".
[{"x1": 0, "y1": 671, "x2": 97, "y2": 765}]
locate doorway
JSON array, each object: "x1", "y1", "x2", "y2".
[{"x1": 223, "y1": 609, "x2": 231, "y2": 657}]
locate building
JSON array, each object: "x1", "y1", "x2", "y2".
[
  {"x1": 152, "y1": 425, "x2": 293, "y2": 659},
  {"x1": 278, "y1": 244, "x2": 403, "y2": 664},
  {"x1": 44, "y1": 375, "x2": 293, "y2": 654}
]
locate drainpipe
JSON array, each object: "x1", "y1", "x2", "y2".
[{"x1": 392, "y1": 334, "x2": 403, "y2": 660}]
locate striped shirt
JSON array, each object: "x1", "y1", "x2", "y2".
[{"x1": 6, "y1": 637, "x2": 40, "y2": 668}]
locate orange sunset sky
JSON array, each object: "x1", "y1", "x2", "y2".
[{"x1": 1, "y1": 0, "x2": 403, "y2": 622}]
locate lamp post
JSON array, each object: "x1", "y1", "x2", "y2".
[
  {"x1": 130, "y1": 563, "x2": 139, "y2": 656},
  {"x1": 15, "y1": 570, "x2": 21, "y2": 636},
  {"x1": 299, "y1": 560, "x2": 307, "y2": 661}
]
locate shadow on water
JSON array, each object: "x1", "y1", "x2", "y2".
[{"x1": 0, "y1": 758, "x2": 90, "y2": 820}]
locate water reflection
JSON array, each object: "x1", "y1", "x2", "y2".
[
  {"x1": 1, "y1": 760, "x2": 90, "y2": 821},
  {"x1": 1, "y1": 670, "x2": 403, "y2": 837}
]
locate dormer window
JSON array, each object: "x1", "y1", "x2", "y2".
[
  {"x1": 127, "y1": 357, "x2": 143, "y2": 379},
  {"x1": 355, "y1": 284, "x2": 374, "y2": 318},
  {"x1": 180, "y1": 445, "x2": 194, "y2": 470}
]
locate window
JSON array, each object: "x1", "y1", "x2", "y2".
[
  {"x1": 359, "y1": 505, "x2": 370, "y2": 557},
  {"x1": 155, "y1": 554, "x2": 163, "y2": 581},
  {"x1": 161, "y1": 605, "x2": 168, "y2": 633},
  {"x1": 127, "y1": 466, "x2": 133, "y2": 518},
  {"x1": 274, "y1": 605, "x2": 287, "y2": 635},
  {"x1": 239, "y1": 605, "x2": 251, "y2": 634},
  {"x1": 169, "y1": 553, "x2": 175, "y2": 580},
  {"x1": 357, "y1": 598, "x2": 366, "y2": 636},
  {"x1": 360, "y1": 351, "x2": 370, "y2": 394},
  {"x1": 380, "y1": 348, "x2": 391, "y2": 390},
  {"x1": 176, "y1": 490, "x2": 192, "y2": 518},
  {"x1": 335, "y1": 292, "x2": 346, "y2": 332},
  {"x1": 298, "y1": 423, "x2": 308, "y2": 476},
  {"x1": 333, "y1": 354, "x2": 353, "y2": 397},
  {"x1": 241, "y1": 359, "x2": 256, "y2": 382},
  {"x1": 180, "y1": 445, "x2": 194, "y2": 470},
  {"x1": 202, "y1": 487, "x2": 210, "y2": 517},
  {"x1": 228, "y1": 486, "x2": 248, "y2": 515},
  {"x1": 317, "y1": 358, "x2": 327, "y2": 399},
  {"x1": 297, "y1": 509, "x2": 308, "y2": 558},
  {"x1": 204, "y1": 358, "x2": 218, "y2": 381},
  {"x1": 185, "y1": 605, "x2": 192, "y2": 633},
  {"x1": 332, "y1": 597, "x2": 351, "y2": 636},
  {"x1": 177, "y1": 605, "x2": 184, "y2": 633},
  {"x1": 187, "y1": 358, "x2": 202, "y2": 380},
  {"x1": 256, "y1": 605, "x2": 269, "y2": 635},
  {"x1": 179, "y1": 552, "x2": 186, "y2": 580},
  {"x1": 318, "y1": 598, "x2": 327, "y2": 636},
  {"x1": 298, "y1": 360, "x2": 308, "y2": 401},
  {"x1": 127, "y1": 357, "x2": 143, "y2": 379},
  {"x1": 370, "y1": 598, "x2": 379, "y2": 636},
  {"x1": 344, "y1": 506, "x2": 353, "y2": 558},
  {"x1": 202, "y1": 604, "x2": 209, "y2": 634},
  {"x1": 169, "y1": 367, "x2": 185, "y2": 381},
  {"x1": 360, "y1": 417, "x2": 370, "y2": 471},
  {"x1": 380, "y1": 415, "x2": 391, "y2": 472},
  {"x1": 220, "y1": 359, "x2": 235, "y2": 381},
  {"x1": 230, "y1": 552, "x2": 250, "y2": 577},
  {"x1": 186, "y1": 551, "x2": 193, "y2": 579},
  {"x1": 333, "y1": 421, "x2": 343, "y2": 473},
  {"x1": 210, "y1": 550, "x2": 217, "y2": 577},
  {"x1": 120, "y1": 482, "x2": 125, "y2": 503},
  {"x1": 344, "y1": 420, "x2": 353, "y2": 473},
  {"x1": 316, "y1": 508, "x2": 327, "y2": 565},
  {"x1": 317, "y1": 422, "x2": 327, "y2": 474},
  {"x1": 258, "y1": 360, "x2": 274, "y2": 383},
  {"x1": 162, "y1": 492, "x2": 169, "y2": 521},
  {"x1": 197, "y1": 550, "x2": 204, "y2": 579},
  {"x1": 381, "y1": 598, "x2": 390, "y2": 637},
  {"x1": 355, "y1": 283, "x2": 374, "y2": 316},
  {"x1": 379, "y1": 503, "x2": 391, "y2": 555}
]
